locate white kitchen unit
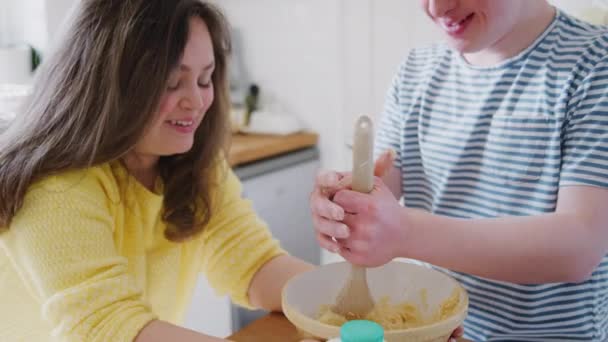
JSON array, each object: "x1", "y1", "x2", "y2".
[
  {"x1": 184, "y1": 147, "x2": 321, "y2": 337},
  {"x1": 183, "y1": 276, "x2": 232, "y2": 337}
]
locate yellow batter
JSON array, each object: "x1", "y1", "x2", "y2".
[{"x1": 318, "y1": 288, "x2": 460, "y2": 330}]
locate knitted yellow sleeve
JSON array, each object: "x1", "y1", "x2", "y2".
[
  {"x1": 0, "y1": 173, "x2": 156, "y2": 342},
  {"x1": 200, "y1": 168, "x2": 286, "y2": 309}
]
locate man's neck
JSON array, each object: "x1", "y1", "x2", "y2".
[{"x1": 464, "y1": 4, "x2": 556, "y2": 67}]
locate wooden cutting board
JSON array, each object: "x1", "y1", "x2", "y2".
[
  {"x1": 228, "y1": 132, "x2": 318, "y2": 167},
  {"x1": 228, "y1": 313, "x2": 472, "y2": 342}
]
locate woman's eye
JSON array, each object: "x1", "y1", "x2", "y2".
[
  {"x1": 167, "y1": 80, "x2": 180, "y2": 91},
  {"x1": 198, "y1": 80, "x2": 212, "y2": 88}
]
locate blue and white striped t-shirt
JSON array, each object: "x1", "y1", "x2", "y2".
[{"x1": 375, "y1": 10, "x2": 608, "y2": 341}]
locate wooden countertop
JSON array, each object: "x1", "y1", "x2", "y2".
[
  {"x1": 228, "y1": 313, "x2": 472, "y2": 342},
  {"x1": 228, "y1": 313, "x2": 299, "y2": 341},
  {"x1": 228, "y1": 132, "x2": 318, "y2": 167}
]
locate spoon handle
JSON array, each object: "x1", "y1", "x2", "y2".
[
  {"x1": 352, "y1": 115, "x2": 374, "y2": 194},
  {"x1": 350, "y1": 265, "x2": 368, "y2": 281}
]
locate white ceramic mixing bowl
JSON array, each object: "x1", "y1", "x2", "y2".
[{"x1": 282, "y1": 261, "x2": 468, "y2": 342}]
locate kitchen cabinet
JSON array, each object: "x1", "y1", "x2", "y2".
[{"x1": 184, "y1": 144, "x2": 320, "y2": 337}]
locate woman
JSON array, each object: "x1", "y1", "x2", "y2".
[
  {"x1": 311, "y1": 0, "x2": 608, "y2": 340},
  {"x1": 0, "y1": 1, "x2": 313, "y2": 341}
]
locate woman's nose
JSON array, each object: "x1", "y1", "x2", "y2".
[{"x1": 181, "y1": 84, "x2": 205, "y2": 111}]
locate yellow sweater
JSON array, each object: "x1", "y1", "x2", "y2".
[{"x1": 0, "y1": 161, "x2": 285, "y2": 341}]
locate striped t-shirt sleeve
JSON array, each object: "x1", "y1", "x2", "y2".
[
  {"x1": 561, "y1": 56, "x2": 608, "y2": 188},
  {"x1": 375, "y1": 60, "x2": 406, "y2": 170}
]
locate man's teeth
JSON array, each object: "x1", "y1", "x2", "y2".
[
  {"x1": 443, "y1": 22, "x2": 458, "y2": 31},
  {"x1": 170, "y1": 120, "x2": 193, "y2": 127},
  {"x1": 443, "y1": 15, "x2": 469, "y2": 29}
]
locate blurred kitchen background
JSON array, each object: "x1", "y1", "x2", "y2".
[{"x1": 1, "y1": 0, "x2": 606, "y2": 338}]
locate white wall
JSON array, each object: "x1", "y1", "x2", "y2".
[
  {"x1": 0, "y1": 0, "x2": 78, "y2": 53},
  {"x1": 2, "y1": 0, "x2": 48, "y2": 50},
  {"x1": 213, "y1": 1, "x2": 435, "y2": 169},
  {"x1": 183, "y1": 276, "x2": 232, "y2": 337},
  {"x1": 212, "y1": 0, "x2": 349, "y2": 170},
  {"x1": 551, "y1": 0, "x2": 595, "y2": 15},
  {"x1": 45, "y1": 0, "x2": 79, "y2": 50}
]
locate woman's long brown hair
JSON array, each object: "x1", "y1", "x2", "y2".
[{"x1": 0, "y1": 0, "x2": 232, "y2": 242}]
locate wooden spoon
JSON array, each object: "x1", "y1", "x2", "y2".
[{"x1": 333, "y1": 115, "x2": 376, "y2": 318}]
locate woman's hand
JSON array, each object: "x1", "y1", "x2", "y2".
[
  {"x1": 309, "y1": 150, "x2": 407, "y2": 266},
  {"x1": 309, "y1": 168, "x2": 349, "y2": 254}
]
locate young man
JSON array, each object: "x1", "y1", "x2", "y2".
[{"x1": 311, "y1": 1, "x2": 608, "y2": 340}]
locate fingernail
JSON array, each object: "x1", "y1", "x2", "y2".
[
  {"x1": 339, "y1": 225, "x2": 349, "y2": 238},
  {"x1": 337, "y1": 176, "x2": 350, "y2": 187},
  {"x1": 333, "y1": 208, "x2": 344, "y2": 220},
  {"x1": 449, "y1": 339, "x2": 456, "y2": 342}
]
